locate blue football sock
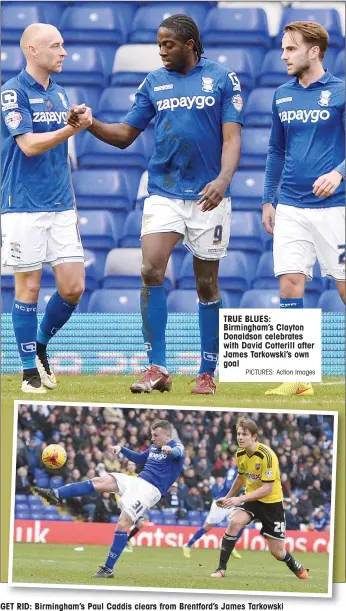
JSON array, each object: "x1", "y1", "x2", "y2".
[
  {"x1": 280, "y1": 298, "x2": 303, "y2": 308},
  {"x1": 54, "y1": 479, "x2": 95, "y2": 499},
  {"x1": 37, "y1": 291, "x2": 78, "y2": 345},
  {"x1": 198, "y1": 300, "x2": 221, "y2": 375},
  {"x1": 105, "y1": 531, "x2": 128, "y2": 570},
  {"x1": 141, "y1": 285, "x2": 167, "y2": 368},
  {"x1": 187, "y1": 526, "x2": 207, "y2": 548},
  {"x1": 12, "y1": 301, "x2": 38, "y2": 370}
]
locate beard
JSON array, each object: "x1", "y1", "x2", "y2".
[{"x1": 289, "y1": 60, "x2": 311, "y2": 78}]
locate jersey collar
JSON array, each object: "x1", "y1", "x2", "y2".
[
  {"x1": 294, "y1": 69, "x2": 331, "y2": 89},
  {"x1": 20, "y1": 69, "x2": 54, "y2": 91}
]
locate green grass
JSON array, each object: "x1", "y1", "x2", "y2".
[
  {"x1": 2, "y1": 374, "x2": 344, "y2": 411},
  {"x1": 12, "y1": 543, "x2": 329, "y2": 594}
]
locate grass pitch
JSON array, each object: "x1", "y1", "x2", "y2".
[
  {"x1": 11, "y1": 543, "x2": 329, "y2": 594},
  {"x1": 2, "y1": 374, "x2": 344, "y2": 410}
]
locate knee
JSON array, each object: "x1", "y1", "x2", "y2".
[
  {"x1": 280, "y1": 274, "x2": 304, "y2": 298},
  {"x1": 16, "y1": 274, "x2": 41, "y2": 302},
  {"x1": 196, "y1": 275, "x2": 218, "y2": 302},
  {"x1": 59, "y1": 279, "x2": 85, "y2": 303},
  {"x1": 227, "y1": 520, "x2": 241, "y2": 535},
  {"x1": 117, "y1": 515, "x2": 132, "y2": 532},
  {"x1": 141, "y1": 262, "x2": 164, "y2": 286}
]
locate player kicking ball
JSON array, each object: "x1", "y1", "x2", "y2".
[
  {"x1": 262, "y1": 21, "x2": 345, "y2": 397},
  {"x1": 211, "y1": 418, "x2": 308, "y2": 580},
  {"x1": 34, "y1": 420, "x2": 185, "y2": 577},
  {"x1": 67, "y1": 14, "x2": 243, "y2": 395}
]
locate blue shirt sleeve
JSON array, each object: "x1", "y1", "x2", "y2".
[
  {"x1": 120, "y1": 446, "x2": 150, "y2": 464},
  {"x1": 1, "y1": 86, "x2": 33, "y2": 137},
  {"x1": 171, "y1": 442, "x2": 184, "y2": 459},
  {"x1": 221, "y1": 70, "x2": 244, "y2": 125},
  {"x1": 123, "y1": 77, "x2": 155, "y2": 130},
  {"x1": 262, "y1": 92, "x2": 286, "y2": 204}
]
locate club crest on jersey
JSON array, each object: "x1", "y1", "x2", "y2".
[
  {"x1": 57, "y1": 92, "x2": 68, "y2": 109},
  {"x1": 255, "y1": 463, "x2": 261, "y2": 470},
  {"x1": 318, "y1": 90, "x2": 331, "y2": 107},
  {"x1": 5, "y1": 111, "x2": 22, "y2": 130},
  {"x1": 232, "y1": 94, "x2": 243, "y2": 112},
  {"x1": 201, "y1": 77, "x2": 214, "y2": 93}
]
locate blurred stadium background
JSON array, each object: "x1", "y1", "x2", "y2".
[
  {"x1": 1, "y1": 2, "x2": 345, "y2": 378},
  {"x1": 15, "y1": 405, "x2": 334, "y2": 536}
]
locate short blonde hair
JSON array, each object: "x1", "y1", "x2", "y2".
[
  {"x1": 284, "y1": 21, "x2": 329, "y2": 59},
  {"x1": 236, "y1": 417, "x2": 258, "y2": 438}
]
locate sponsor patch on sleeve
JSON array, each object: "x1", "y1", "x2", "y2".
[
  {"x1": 231, "y1": 94, "x2": 243, "y2": 112},
  {"x1": 5, "y1": 111, "x2": 22, "y2": 130},
  {"x1": 265, "y1": 470, "x2": 273, "y2": 478},
  {"x1": 1, "y1": 89, "x2": 19, "y2": 111}
]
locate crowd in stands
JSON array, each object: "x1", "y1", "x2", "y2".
[{"x1": 16, "y1": 405, "x2": 333, "y2": 531}]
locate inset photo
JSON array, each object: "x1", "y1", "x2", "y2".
[{"x1": 9, "y1": 403, "x2": 337, "y2": 597}]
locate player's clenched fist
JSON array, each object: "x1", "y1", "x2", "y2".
[
  {"x1": 161, "y1": 445, "x2": 172, "y2": 455},
  {"x1": 110, "y1": 445, "x2": 122, "y2": 455}
]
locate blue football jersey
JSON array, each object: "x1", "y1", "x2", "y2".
[
  {"x1": 263, "y1": 70, "x2": 345, "y2": 208},
  {"x1": 1, "y1": 70, "x2": 75, "y2": 213},
  {"x1": 124, "y1": 58, "x2": 244, "y2": 199},
  {"x1": 120, "y1": 440, "x2": 185, "y2": 495},
  {"x1": 214, "y1": 466, "x2": 238, "y2": 499}
]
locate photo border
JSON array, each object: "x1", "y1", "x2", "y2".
[{"x1": 8, "y1": 401, "x2": 338, "y2": 598}]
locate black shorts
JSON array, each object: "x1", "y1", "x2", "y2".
[{"x1": 237, "y1": 500, "x2": 286, "y2": 540}]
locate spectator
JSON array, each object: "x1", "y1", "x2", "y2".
[
  {"x1": 16, "y1": 466, "x2": 31, "y2": 495},
  {"x1": 285, "y1": 507, "x2": 301, "y2": 531},
  {"x1": 309, "y1": 480, "x2": 325, "y2": 508},
  {"x1": 185, "y1": 487, "x2": 204, "y2": 512},
  {"x1": 200, "y1": 482, "x2": 213, "y2": 511},
  {"x1": 297, "y1": 491, "x2": 314, "y2": 524},
  {"x1": 312, "y1": 509, "x2": 329, "y2": 531}
]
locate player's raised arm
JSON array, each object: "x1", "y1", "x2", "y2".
[
  {"x1": 262, "y1": 94, "x2": 286, "y2": 234},
  {"x1": 116, "y1": 445, "x2": 151, "y2": 464}
]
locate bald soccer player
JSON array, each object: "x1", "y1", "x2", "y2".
[{"x1": 1, "y1": 24, "x2": 92, "y2": 393}]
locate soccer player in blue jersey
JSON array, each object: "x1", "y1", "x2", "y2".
[
  {"x1": 182, "y1": 465, "x2": 242, "y2": 559},
  {"x1": 35, "y1": 420, "x2": 185, "y2": 577},
  {"x1": 1, "y1": 23, "x2": 91, "y2": 393},
  {"x1": 262, "y1": 21, "x2": 345, "y2": 397},
  {"x1": 69, "y1": 15, "x2": 243, "y2": 395}
]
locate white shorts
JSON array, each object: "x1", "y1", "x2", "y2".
[
  {"x1": 273, "y1": 204, "x2": 345, "y2": 281},
  {"x1": 110, "y1": 473, "x2": 161, "y2": 522},
  {"x1": 1, "y1": 210, "x2": 84, "y2": 272},
  {"x1": 141, "y1": 195, "x2": 232, "y2": 260},
  {"x1": 206, "y1": 500, "x2": 234, "y2": 525}
]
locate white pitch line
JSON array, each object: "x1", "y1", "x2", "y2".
[{"x1": 319, "y1": 381, "x2": 345, "y2": 386}]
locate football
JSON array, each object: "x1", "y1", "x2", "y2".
[{"x1": 42, "y1": 444, "x2": 67, "y2": 470}]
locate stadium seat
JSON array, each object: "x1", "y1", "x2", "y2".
[
  {"x1": 27, "y1": 495, "x2": 43, "y2": 506},
  {"x1": 167, "y1": 289, "x2": 233, "y2": 312},
  {"x1": 76, "y1": 132, "x2": 147, "y2": 171},
  {"x1": 129, "y1": 3, "x2": 210, "y2": 43},
  {"x1": 318, "y1": 291, "x2": 345, "y2": 313},
  {"x1": 15, "y1": 503, "x2": 29, "y2": 512},
  {"x1": 96, "y1": 87, "x2": 136, "y2": 123},
  {"x1": 189, "y1": 517, "x2": 204, "y2": 526},
  {"x1": 135, "y1": 171, "x2": 149, "y2": 208},
  {"x1": 1, "y1": 287, "x2": 14, "y2": 313},
  {"x1": 59, "y1": 5, "x2": 128, "y2": 45},
  {"x1": 78, "y1": 210, "x2": 118, "y2": 251},
  {"x1": 15, "y1": 512, "x2": 31, "y2": 520},
  {"x1": 240, "y1": 289, "x2": 280, "y2": 308},
  {"x1": 119, "y1": 209, "x2": 142, "y2": 247},
  {"x1": 218, "y1": 2, "x2": 282, "y2": 37},
  {"x1": 258, "y1": 50, "x2": 292, "y2": 87},
  {"x1": 111, "y1": 45, "x2": 163, "y2": 87},
  {"x1": 161, "y1": 507, "x2": 178, "y2": 516},
  {"x1": 228, "y1": 211, "x2": 264, "y2": 254},
  {"x1": 53, "y1": 45, "x2": 105, "y2": 87},
  {"x1": 110, "y1": 515, "x2": 119, "y2": 523},
  {"x1": 73, "y1": 169, "x2": 133, "y2": 212},
  {"x1": 275, "y1": 8, "x2": 343, "y2": 49},
  {"x1": 148, "y1": 509, "x2": 163, "y2": 522},
  {"x1": 177, "y1": 519, "x2": 190, "y2": 526},
  {"x1": 203, "y1": 47, "x2": 255, "y2": 94},
  {"x1": 60, "y1": 514, "x2": 74, "y2": 521},
  {"x1": 0, "y1": 265, "x2": 14, "y2": 288},
  {"x1": 87, "y1": 288, "x2": 141, "y2": 313},
  {"x1": 101, "y1": 248, "x2": 174, "y2": 291},
  {"x1": 239, "y1": 128, "x2": 270, "y2": 169},
  {"x1": 1, "y1": 45, "x2": 26, "y2": 83},
  {"x1": 230, "y1": 170, "x2": 265, "y2": 211},
  {"x1": 31, "y1": 511, "x2": 46, "y2": 520},
  {"x1": 35, "y1": 475, "x2": 50, "y2": 487},
  {"x1": 39, "y1": 1, "x2": 66, "y2": 27},
  {"x1": 202, "y1": 7, "x2": 270, "y2": 48},
  {"x1": 251, "y1": 252, "x2": 278, "y2": 289},
  {"x1": 15, "y1": 494, "x2": 28, "y2": 503},
  {"x1": 163, "y1": 517, "x2": 177, "y2": 525},
  {"x1": 334, "y1": 50, "x2": 345, "y2": 79},
  {"x1": 63, "y1": 86, "x2": 97, "y2": 110},
  {"x1": 1, "y1": 3, "x2": 45, "y2": 42},
  {"x1": 308, "y1": 262, "x2": 329, "y2": 294},
  {"x1": 244, "y1": 88, "x2": 276, "y2": 127},
  {"x1": 49, "y1": 477, "x2": 64, "y2": 488}
]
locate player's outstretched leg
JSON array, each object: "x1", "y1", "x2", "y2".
[{"x1": 34, "y1": 475, "x2": 117, "y2": 506}]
